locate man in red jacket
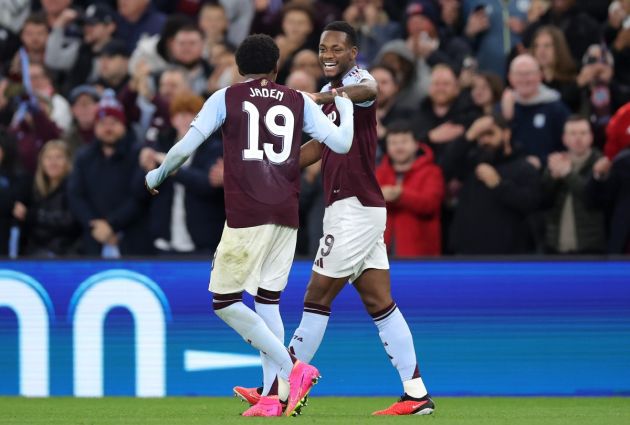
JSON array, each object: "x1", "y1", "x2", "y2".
[{"x1": 376, "y1": 120, "x2": 444, "y2": 256}]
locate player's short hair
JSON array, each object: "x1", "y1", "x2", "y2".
[
  {"x1": 235, "y1": 34, "x2": 279, "y2": 76},
  {"x1": 323, "y1": 21, "x2": 358, "y2": 48}
]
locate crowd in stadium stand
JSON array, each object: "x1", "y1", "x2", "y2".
[{"x1": 0, "y1": 0, "x2": 629, "y2": 258}]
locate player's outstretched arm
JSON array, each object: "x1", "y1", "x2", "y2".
[
  {"x1": 301, "y1": 90, "x2": 354, "y2": 154},
  {"x1": 300, "y1": 139, "x2": 323, "y2": 169},
  {"x1": 145, "y1": 88, "x2": 227, "y2": 194},
  {"x1": 145, "y1": 127, "x2": 206, "y2": 194},
  {"x1": 309, "y1": 80, "x2": 377, "y2": 105}
]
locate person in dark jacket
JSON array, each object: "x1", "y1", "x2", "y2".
[
  {"x1": 375, "y1": 120, "x2": 444, "y2": 256},
  {"x1": 445, "y1": 114, "x2": 541, "y2": 254},
  {"x1": 23, "y1": 140, "x2": 81, "y2": 256},
  {"x1": 67, "y1": 90, "x2": 148, "y2": 256},
  {"x1": 139, "y1": 92, "x2": 225, "y2": 255},
  {"x1": 587, "y1": 148, "x2": 630, "y2": 254},
  {"x1": 0, "y1": 132, "x2": 30, "y2": 256},
  {"x1": 541, "y1": 116, "x2": 606, "y2": 254}
]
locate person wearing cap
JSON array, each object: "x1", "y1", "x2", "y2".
[
  {"x1": 68, "y1": 90, "x2": 150, "y2": 257},
  {"x1": 63, "y1": 85, "x2": 100, "y2": 154},
  {"x1": 45, "y1": 3, "x2": 118, "y2": 93},
  {"x1": 92, "y1": 39, "x2": 131, "y2": 94}
]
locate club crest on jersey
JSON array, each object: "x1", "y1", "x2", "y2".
[{"x1": 260, "y1": 79, "x2": 268, "y2": 87}]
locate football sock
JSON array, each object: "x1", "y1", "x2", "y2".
[
  {"x1": 288, "y1": 302, "x2": 330, "y2": 363},
  {"x1": 213, "y1": 293, "x2": 292, "y2": 381},
  {"x1": 255, "y1": 289, "x2": 284, "y2": 396},
  {"x1": 372, "y1": 302, "x2": 428, "y2": 398}
]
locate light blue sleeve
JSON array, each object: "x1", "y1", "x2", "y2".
[
  {"x1": 190, "y1": 88, "x2": 228, "y2": 139},
  {"x1": 301, "y1": 93, "x2": 354, "y2": 154},
  {"x1": 145, "y1": 127, "x2": 207, "y2": 190}
]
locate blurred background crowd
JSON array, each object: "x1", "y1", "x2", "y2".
[{"x1": 0, "y1": 0, "x2": 629, "y2": 258}]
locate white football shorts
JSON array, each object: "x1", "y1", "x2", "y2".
[
  {"x1": 209, "y1": 223, "x2": 297, "y2": 295},
  {"x1": 312, "y1": 196, "x2": 389, "y2": 282}
]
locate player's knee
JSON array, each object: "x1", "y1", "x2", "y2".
[
  {"x1": 212, "y1": 292, "x2": 243, "y2": 318},
  {"x1": 303, "y1": 282, "x2": 332, "y2": 307},
  {"x1": 360, "y1": 293, "x2": 392, "y2": 315}
]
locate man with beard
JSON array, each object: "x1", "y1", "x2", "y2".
[
  {"x1": 168, "y1": 25, "x2": 212, "y2": 95},
  {"x1": 233, "y1": 21, "x2": 435, "y2": 417},
  {"x1": 445, "y1": 114, "x2": 542, "y2": 254}
]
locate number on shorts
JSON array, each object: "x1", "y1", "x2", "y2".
[
  {"x1": 320, "y1": 234, "x2": 335, "y2": 257},
  {"x1": 242, "y1": 101, "x2": 294, "y2": 164}
]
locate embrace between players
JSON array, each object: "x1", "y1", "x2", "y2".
[{"x1": 145, "y1": 21, "x2": 434, "y2": 417}]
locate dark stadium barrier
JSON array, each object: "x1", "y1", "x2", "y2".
[{"x1": 0, "y1": 259, "x2": 629, "y2": 396}]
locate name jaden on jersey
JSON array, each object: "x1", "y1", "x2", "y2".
[{"x1": 249, "y1": 87, "x2": 284, "y2": 102}]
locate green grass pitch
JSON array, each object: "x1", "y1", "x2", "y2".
[{"x1": 1, "y1": 397, "x2": 629, "y2": 424}]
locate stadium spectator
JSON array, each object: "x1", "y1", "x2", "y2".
[
  {"x1": 63, "y1": 85, "x2": 100, "y2": 154},
  {"x1": 67, "y1": 90, "x2": 148, "y2": 256},
  {"x1": 530, "y1": 26, "x2": 579, "y2": 112},
  {"x1": 198, "y1": 2, "x2": 229, "y2": 62},
  {"x1": 413, "y1": 64, "x2": 481, "y2": 166},
  {"x1": 26, "y1": 62, "x2": 72, "y2": 132},
  {"x1": 374, "y1": 39, "x2": 423, "y2": 109},
  {"x1": 503, "y1": 54, "x2": 570, "y2": 167},
  {"x1": 22, "y1": 140, "x2": 81, "y2": 256},
  {"x1": 207, "y1": 44, "x2": 244, "y2": 94},
  {"x1": 285, "y1": 69, "x2": 317, "y2": 94},
  {"x1": 290, "y1": 49, "x2": 325, "y2": 87},
  {"x1": 541, "y1": 116, "x2": 605, "y2": 254},
  {"x1": 0, "y1": 131, "x2": 29, "y2": 256},
  {"x1": 140, "y1": 93, "x2": 224, "y2": 255},
  {"x1": 44, "y1": 3, "x2": 117, "y2": 94},
  {"x1": 9, "y1": 92, "x2": 63, "y2": 176},
  {"x1": 343, "y1": 0, "x2": 402, "y2": 66},
  {"x1": 275, "y1": 2, "x2": 317, "y2": 84},
  {"x1": 141, "y1": 67, "x2": 193, "y2": 144},
  {"x1": 13, "y1": 13, "x2": 49, "y2": 68},
  {"x1": 370, "y1": 64, "x2": 414, "y2": 154},
  {"x1": 128, "y1": 14, "x2": 191, "y2": 77},
  {"x1": 115, "y1": 0, "x2": 166, "y2": 52},
  {"x1": 605, "y1": 0, "x2": 630, "y2": 91},
  {"x1": 522, "y1": 0, "x2": 601, "y2": 64},
  {"x1": 168, "y1": 24, "x2": 211, "y2": 95},
  {"x1": 445, "y1": 114, "x2": 541, "y2": 254},
  {"x1": 462, "y1": 0, "x2": 529, "y2": 76},
  {"x1": 588, "y1": 150, "x2": 630, "y2": 254},
  {"x1": 375, "y1": 120, "x2": 444, "y2": 256},
  {"x1": 577, "y1": 44, "x2": 628, "y2": 149},
  {"x1": 470, "y1": 71, "x2": 503, "y2": 115},
  {"x1": 91, "y1": 39, "x2": 130, "y2": 94},
  {"x1": 407, "y1": 1, "x2": 470, "y2": 71},
  {"x1": 440, "y1": 0, "x2": 465, "y2": 37}
]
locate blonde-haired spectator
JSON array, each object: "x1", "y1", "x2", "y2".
[{"x1": 23, "y1": 140, "x2": 82, "y2": 256}]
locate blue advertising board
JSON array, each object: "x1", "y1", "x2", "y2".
[{"x1": 1, "y1": 260, "x2": 629, "y2": 397}]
